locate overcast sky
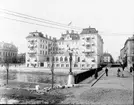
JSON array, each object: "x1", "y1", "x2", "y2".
[{"x1": 0, "y1": 0, "x2": 134, "y2": 60}]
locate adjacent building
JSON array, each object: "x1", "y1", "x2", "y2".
[
  {"x1": 120, "y1": 35, "x2": 134, "y2": 69},
  {"x1": 102, "y1": 52, "x2": 114, "y2": 63},
  {"x1": 26, "y1": 27, "x2": 104, "y2": 69},
  {"x1": 26, "y1": 31, "x2": 57, "y2": 67},
  {"x1": 17, "y1": 53, "x2": 26, "y2": 64},
  {"x1": 0, "y1": 42, "x2": 18, "y2": 63}
]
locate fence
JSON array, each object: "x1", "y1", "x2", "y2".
[{"x1": 74, "y1": 66, "x2": 104, "y2": 84}]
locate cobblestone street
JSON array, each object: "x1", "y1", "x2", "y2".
[{"x1": 60, "y1": 67, "x2": 133, "y2": 104}]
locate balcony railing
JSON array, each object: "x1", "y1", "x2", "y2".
[
  {"x1": 28, "y1": 50, "x2": 37, "y2": 54},
  {"x1": 28, "y1": 45, "x2": 37, "y2": 48}
]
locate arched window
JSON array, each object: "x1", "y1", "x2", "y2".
[
  {"x1": 60, "y1": 57, "x2": 63, "y2": 61},
  {"x1": 64, "y1": 57, "x2": 68, "y2": 62}
]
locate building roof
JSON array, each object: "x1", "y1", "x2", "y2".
[
  {"x1": 26, "y1": 31, "x2": 44, "y2": 38},
  {"x1": 124, "y1": 34, "x2": 134, "y2": 46},
  {"x1": 80, "y1": 26, "x2": 98, "y2": 34},
  {"x1": 58, "y1": 30, "x2": 80, "y2": 41},
  {"x1": 0, "y1": 42, "x2": 18, "y2": 51},
  {"x1": 26, "y1": 31, "x2": 57, "y2": 41}
]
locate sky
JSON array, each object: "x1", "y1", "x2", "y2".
[{"x1": 0, "y1": 0, "x2": 134, "y2": 61}]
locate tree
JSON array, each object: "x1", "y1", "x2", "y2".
[
  {"x1": 1, "y1": 55, "x2": 17, "y2": 85},
  {"x1": 51, "y1": 56, "x2": 54, "y2": 89}
]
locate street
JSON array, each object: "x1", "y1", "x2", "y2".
[{"x1": 60, "y1": 67, "x2": 133, "y2": 104}]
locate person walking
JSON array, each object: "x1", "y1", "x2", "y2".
[
  {"x1": 130, "y1": 66, "x2": 133, "y2": 73},
  {"x1": 105, "y1": 67, "x2": 108, "y2": 76},
  {"x1": 117, "y1": 68, "x2": 121, "y2": 77},
  {"x1": 94, "y1": 68, "x2": 98, "y2": 79}
]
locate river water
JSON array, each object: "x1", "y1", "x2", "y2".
[{"x1": 0, "y1": 70, "x2": 68, "y2": 85}]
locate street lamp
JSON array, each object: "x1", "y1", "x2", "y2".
[
  {"x1": 67, "y1": 47, "x2": 74, "y2": 86},
  {"x1": 68, "y1": 48, "x2": 73, "y2": 74}
]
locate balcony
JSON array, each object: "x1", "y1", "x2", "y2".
[
  {"x1": 84, "y1": 49, "x2": 95, "y2": 53},
  {"x1": 28, "y1": 45, "x2": 37, "y2": 48},
  {"x1": 28, "y1": 40, "x2": 37, "y2": 44},
  {"x1": 28, "y1": 50, "x2": 37, "y2": 54}
]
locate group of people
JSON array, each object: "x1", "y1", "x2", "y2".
[
  {"x1": 117, "y1": 68, "x2": 124, "y2": 77},
  {"x1": 104, "y1": 67, "x2": 124, "y2": 77}
]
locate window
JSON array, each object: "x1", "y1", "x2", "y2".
[
  {"x1": 40, "y1": 50, "x2": 42, "y2": 54},
  {"x1": 92, "y1": 59, "x2": 95, "y2": 62},
  {"x1": 74, "y1": 64, "x2": 78, "y2": 67},
  {"x1": 0, "y1": 52, "x2": 1, "y2": 55},
  {"x1": 66, "y1": 64, "x2": 69, "y2": 67},
  {"x1": 86, "y1": 37, "x2": 91, "y2": 42},
  {"x1": 45, "y1": 51, "x2": 47, "y2": 55},
  {"x1": 47, "y1": 57, "x2": 49, "y2": 62},
  {"x1": 87, "y1": 64, "x2": 90, "y2": 67},
  {"x1": 60, "y1": 57, "x2": 63, "y2": 61},
  {"x1": 61, "y1": 64, "x2": 64, "y2": 67},
  {"x1": 56, "y1": 57, "x2": 59, "y2": 62},
  {"x1": 78, "y1": 57, "x2": 80, "y2": 62},
  {"x1": 40, "y1": 44, "x2": 42, "y2": 48},
  {"x1": 82, "y1": 59, "x2": 85, "y2": 62},
  {"x1": 56, "y1": 64, "x2": 59, "y2": 67},
  {"x1": 65, "y1": 57, "x2": 68, "y2": 62},
  {"x1": 82, "y1": 64, "x2": 85, "y2": 67}
]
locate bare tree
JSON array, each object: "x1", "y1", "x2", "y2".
[
  {"x1": 51, "y1": 55, "x2": 54, "y2": 89},
  {"x1": 1, "y1": 55, "x2": 17, "y2": 85},
  {"x1": 50, "y1": 42, "x2": 57, "y2": 89}
]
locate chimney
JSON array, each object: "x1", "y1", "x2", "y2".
[
  {"x1": 49, "y1": 36, "x2": 51, "y2": 40},
  {"x1": 45, "y1": 34, "x2": 48, "y2": 38}
]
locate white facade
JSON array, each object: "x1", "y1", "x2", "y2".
[
  {"x1": 26, "y1": 27, "x2": 103, "y2": 69},
  {"x1": 26, "y1": 31, "x2": 56, "y2": 67}
]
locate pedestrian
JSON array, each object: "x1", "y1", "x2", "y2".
[
  {"x1": 94, "y1": 69, "x2": 98, "y2": 79},
  {"x1": 130, "y1": 66, "x2": 133, "y2": 73},
  {"x1": 117, "y1": 68, "x2": 120, "y2": 77},
  {"x1": 122, "y1": 69, "x2": 124, "y2": 77},
  {"x1": 122, "y1": 65, "x2": 125, "y2": 71},
  {"x1": 133, "y1": 64, "x2": 134, "y2": 75},
  {"x1": 105, "y1": 67, "x2": 108, "y2": 76}
]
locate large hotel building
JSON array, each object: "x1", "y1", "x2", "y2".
[{"x1": 26, "y1": 27, "x2": 103, "y2": 69}]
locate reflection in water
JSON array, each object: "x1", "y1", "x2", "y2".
[{"x1": 0, "y1": 71, "x2": 68, "y2": 84}]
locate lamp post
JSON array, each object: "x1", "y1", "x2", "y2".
[
  {"x1": 67, "y1": 47, "x2": 74, "y2": 86},
  {"x1": 69, "y1": 52, "x2": 73, "y2": 74}
]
